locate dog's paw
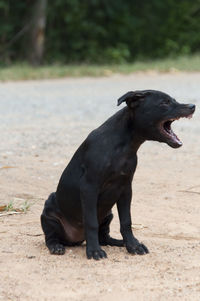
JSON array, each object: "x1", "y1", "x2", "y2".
[
  {"x1": 126, "y1": 242, "x2": 149, "y2": 255},
  {"x1": 49, "y1": 243, "x2": 65, "y2": 255},
  {"x1": 86, "y1": 248, "x2": 107, "y2": 260}
]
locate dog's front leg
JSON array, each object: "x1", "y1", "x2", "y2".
[
  {"x1": 80, "y1": 176, "x2": 107, "y2": 260},
  {"x1": 117, "y1": 186, "x2": 149, "y2": 255}
]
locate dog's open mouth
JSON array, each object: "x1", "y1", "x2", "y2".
[{"x1": 159, "y1": 113, "x2": 193, "y2": 147}]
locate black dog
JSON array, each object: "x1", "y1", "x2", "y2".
[{"x1": 41, "y1": 90, "x2": 195, "y2": 260}]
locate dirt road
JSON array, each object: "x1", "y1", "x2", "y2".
[{"x1": 0, "y1": 73, "x2": 200, "y2": 300}]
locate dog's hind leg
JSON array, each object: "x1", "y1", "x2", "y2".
[
  {"x1": 41, "y1": 193, "x2": 65, "y2": 255},
  {"x1": 41, "y1": 213, "x2": 66, "y2": 255},
  {"x1": 99, "y1": 213, "x2": 124, "y2": 247}
]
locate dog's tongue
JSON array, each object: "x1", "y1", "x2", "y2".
[
  {"x1": 171, "y1": 129, "x2": 182, "y2": 146},
  {"x1": 173, "y1": 135, "x2": 182, "y2": 146}
]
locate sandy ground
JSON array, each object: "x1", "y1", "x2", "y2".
[{"x1": 0, "y1": 73, "x2": 200, "y2": 301}]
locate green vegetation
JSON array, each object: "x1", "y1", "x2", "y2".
[
  {"x1": 2, "y1": 200, "x2": 31, "y2": 213},
  {"x1": 20, "y1": 200, "x2": 31, "y2": 213},
  {"x1": 0, "y1": 55, "x2": 200, "y2": 81},
  {"x1": 0, "y1": 1, "x2": 200, "y2": 64},
  {"x1": 5, "y1": 200, "x2": 14, "y2": 211}
]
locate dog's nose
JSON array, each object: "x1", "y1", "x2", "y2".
[{"x1": 188, "y1": 104, "x2": 195, "y2": 112}]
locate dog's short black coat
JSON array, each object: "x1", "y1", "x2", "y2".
[{"x1": 41, "y1": 90, "x2": 195, "y2": 260}]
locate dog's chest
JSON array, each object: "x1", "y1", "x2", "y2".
[
  {"x1": 113, "y1": 155, "x2": 137, "y2": 177},
  {"x1": 97, "y1": 156, "x2": 137, "y2": 211},
  {"x1": 100, "y1": 155, "x2": 137, "y2": 193}
]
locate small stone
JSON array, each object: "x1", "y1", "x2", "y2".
[{"x1": 27, "y1": 255, "x2": 36, "y2": 259}]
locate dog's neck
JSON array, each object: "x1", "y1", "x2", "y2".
[
  {"x1": 121, "y1": 107, "x2": 146, "y2": 154},
  {"x1": 130, "y1": 134, "x2": 145, "y2": 153}
]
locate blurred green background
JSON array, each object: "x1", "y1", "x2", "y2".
[{"x1": 0, "y1": 0, "x2": 200, "y2": 78}]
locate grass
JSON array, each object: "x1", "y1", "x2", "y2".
[
  {"x1": 20, "y1": 200, "x2": 31, "y2": 213},
  {"x1": 0, "y1": 200, "x2": 31, "y2": 214},
  {"x1": 0, "y1": 55, "x2": 200, "y2": 81},
  {"x1": 5, "y1": 200, "x2": 14, "y2": 211}
]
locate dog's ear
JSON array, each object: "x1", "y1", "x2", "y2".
[{"x1": 117, "y1": 90, "x2": 147, "y2": 109}]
